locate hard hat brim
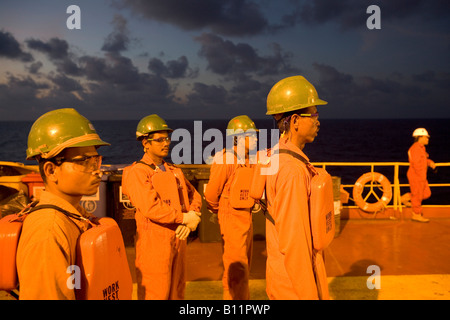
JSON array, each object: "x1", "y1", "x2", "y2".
[
  {"x1": 266, "y1": 99, "x2": 328, "y2": 115},
  {"x1": 136, "y1": 128, "x2": 174, "y2": 140},
  {"x1": 226, "y1": 128, "x2": 259, "y2": 136},
  {"x1": 26, "y1": 137, "x2": 111, "y2": 160}
]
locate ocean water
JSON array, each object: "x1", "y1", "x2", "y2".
[{"x1": 1, "y1": 118, "x2": 449, "y2": 203}]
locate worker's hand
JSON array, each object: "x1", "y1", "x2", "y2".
[
  {"x1": 183, "y1": 210, "x2": 201, "y2": 231},
  {"x1": 175, "y1": 225, "x2": 191, "y2": 240},
  {"x1": 429, "y1": 160, "x2": 436, "y2": 170}
]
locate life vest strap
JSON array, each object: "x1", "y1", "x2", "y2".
[
  {"x1": 136, "y1": 160, "x2": 157, "y2": 171},
  {"x1": 263, "y1": 205, "x2": 275, "y2": 225},
  {"x1": 18, "y1": 202, "x2": 91, "y2": 232},
  {"x1": 274, "y1": 149, "x2": 318, "y2": 175}
]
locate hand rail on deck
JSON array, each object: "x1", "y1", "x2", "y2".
[{"x1": 311, "y1": 162, "x2": 450, "y2": 212}]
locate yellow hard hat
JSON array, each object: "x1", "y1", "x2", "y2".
[
  {"x1": 136, "y1": 114, "x2": 173, "y2": 140},
  {"x1": 226, "y1": 115, "x2": 258, "y2": 136},
  {"x1": 266, "y1": 75, "x2": 327, "y2": 115},
  {"x1": 26, "y1": 108, "x2": 110, "y2": 160}
]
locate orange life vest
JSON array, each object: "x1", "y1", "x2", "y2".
[
  {"x1": 76, "y1": 217, "x2": 132, "y2": 300},
  {"x1": 136, "y1": 161, "x2": 190, "y2": 213},
  {"x1": 0, "y1": 203, "x2": 132, "y2": 300},
  {"x1": 218, "y1": 149, "x2": 256, "y2": 210},
  {"x1": 0, "y1": 213, "x2": 23, "y2": 292},
  {"x1": 229, "y1": 166, "x2": 255, "y2": 209}
]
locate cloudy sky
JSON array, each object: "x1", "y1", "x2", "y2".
[{"x1": 0, "y1": 0, "x2": 449, "y2": 121}]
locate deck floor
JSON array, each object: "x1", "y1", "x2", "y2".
[
  {"x1": 183, "y1": 217, "x2": 450, "y2": 300},
  {"x1": 2, "y1": 217, "x2": 449, "y2": 300}
]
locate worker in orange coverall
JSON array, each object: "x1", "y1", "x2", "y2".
[
  {"x1": 122, "y1": 114, "x2": 202, "y2": 300},
  {"x1": 204, "y1": 115, "x2": 258, "y2": 300},
  {"x1": 407, "y1": 128, "x2": 436, "y2": 223},
  {"x1": 263, "y1": 76, "x2": 329, "y2": 299},
  {"x1": 17, "y1": 108, "x2": 110, "y2": 299}
]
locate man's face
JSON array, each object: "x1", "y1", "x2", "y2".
[
  {"x1": 50, "y1": 146, "x2": 102, "y2": 197},
  {"x1": 245, "y1": 134, "x2": 258, "y2": 152},
  {"x1": 143, "y1": 131, "x2": 171, "y2": 159},
  {"x1": 236, "y1": 133, "x2": 258, "y2": 154},
  {"x1": 294, "y1": 106, "x2": 320, "y2": 144},
  {"x1": 419, "y1": 136, "x2": 430, "y2": 146}
]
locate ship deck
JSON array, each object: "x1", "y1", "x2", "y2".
[
  {"x1": 123, "y1": 212, "x2": 450, "y2": 300},
  {"x1": 1, "y1": 162, "x2": 449, "y2": 300},
  {"x1": 2, "y1": 215, "x2": 449, "y2": 300}
]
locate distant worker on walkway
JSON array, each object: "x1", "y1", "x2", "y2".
[
  {"x1": 204, "y1": 115, "x2": 258, "y2": 300},
  {"x1": 122, "y1": 114, "x2": 202, "y2": 300},
  {"x1": 261, "y1": 75, "x2": 332, "y2": 299},
  {"x1": 407, "y1": 128, "x2": 436, "y2": 223}
]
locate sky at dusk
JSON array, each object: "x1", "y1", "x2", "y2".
[{"x1": 0, "y1": 0, "x2": 449, "y2": 121}]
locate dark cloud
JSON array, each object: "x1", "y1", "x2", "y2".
[
  {"x1": 229, "y1": 76, "x2": 262, "y2": 94},
  {"x1": 0, "y1": 74, "x2": 59, "y2": 120},
  {"x1": 187, "y1": 82, "x2": 228, "y2": 106},
  {"x1": 25, "y1": 37, "x2": 82, "y2": 76},
  {"x1": 0, "y1": 29, "x2": 295, "y2": 120},
  {"x1": 55, "y1": 57, "x2": 82, "y2": 76},
  {"x1": 102, "y1": 14, "x2": 130, "y2": 54},
  {"x1": 26, "y1": 37, "x2": 69, "y2": 60},
  {"x1": 49, "y1": 73, "x2": 83, "y2": 92},
  {"x1": 412, "y1": 71, "x2": 450, "y2": 90},
  {"x1": 78, "y1": 74, "x2": 173, "y2": 114},
  {"x1": 79, "y1": 54, "x2": 140, "y2": 86},
  {"x1": 195, "y1": 33, "x2": 300, "y2": 79},
  {"x1": 312, "y1": 62, "x2": 449, "y2": 118},
  {"x1": 26, "y1": 61, "x2": 43, "y2": 74},
  {"x1": 0, "y1": 30, "x2": 179, "y2": 120},
  {"x1": 79, "y1": 53, "x2": 173, "y2": 95},
  {"x1": 184, "y1": 77, "x2": 273, "y2": 118},
  {"x1": 116, "y1": 0, "x2": 268, "y2": 36},
  {"x1": 0, "y1": 30, "x2": 33, "y2": 62},
  {"x1": 148, "y1": 55, "x2": 198, "y2": 79},
  {"x1": 3, "y1": 74, "x2": 50, "y2": 91}
]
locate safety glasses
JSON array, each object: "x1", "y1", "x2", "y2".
[
  {"x1": 147, "y1": 136, "x2": 171, "y2": 143},
  {"x1": 53, "y1": 154, "x2": 103, "y2": 173},
  {"x1": 299, "y1": 113, "x2": 319, "y2": 119}
]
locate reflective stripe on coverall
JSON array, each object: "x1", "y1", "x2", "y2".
[
  {"x1": 265, "y1": 138, "x2": 322, "y2": 300},
  {"x1": 204, "y1": 148, "x2": 253, "y2": 300},
  {"x1": 122, "y1": 153, "x2": 201, "y2": 300},
  {"x1": 16, "y1": 191, "x2": 93, "y2": 300},
  {"x1": 407, "y1": 142, "x2": 432, "y2": 214}
]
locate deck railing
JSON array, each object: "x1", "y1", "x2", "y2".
[{"x1": 312, "y1": 162, "x2": 450, "y2": 212}]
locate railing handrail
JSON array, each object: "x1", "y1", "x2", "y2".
[{"x1": 310, "y1": 162, "x2": 450, "y2": 211}]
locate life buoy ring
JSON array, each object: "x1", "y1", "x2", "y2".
[{"x1": 352, "y1": 172, "x2": 392, "y2": 212}]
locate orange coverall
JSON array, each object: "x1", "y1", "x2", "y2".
[
  {"x1": 264, "y1": 138, "x2": 323, "y2": 299},
  {"x1": 16, "y1": 191, "x2": 93, "y2": 300},
  {"x1": 204, "y1": 148, "x2": 253, "y2": 300},
  {"x1": 122, "y1": 153, "x2": 201, "y2": 300},
  {"x1": 407, "y1": 142, "x2": 432, "y2": 215}
]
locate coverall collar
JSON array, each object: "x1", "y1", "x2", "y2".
[{"x1": 141, "y1": 153, "x2": 170, "y2": 172}]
